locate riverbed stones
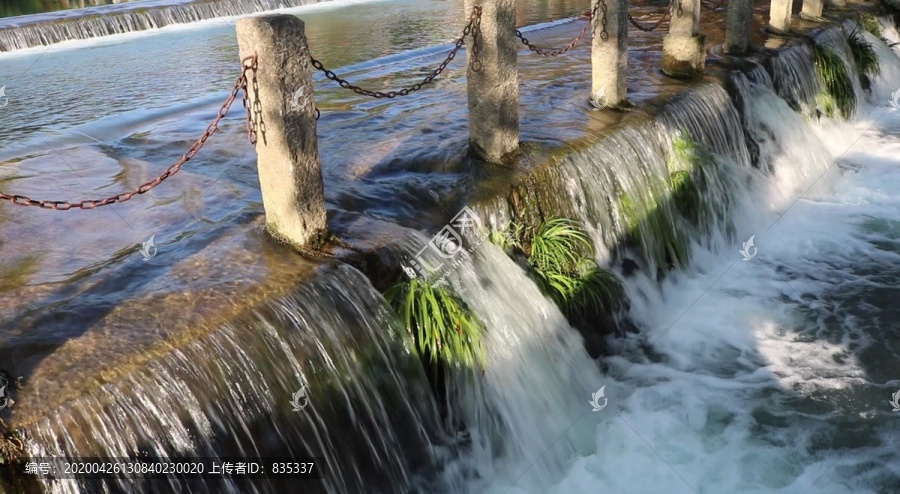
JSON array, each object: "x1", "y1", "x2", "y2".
[
  {"x1": 592, "y1": 0, "x2": 629, "y2": 107},
  {"x1": 464, "y1": 0, "x2": 520, "y2": 165},
  {"x1": 235, "y1": 15, "x2": 328, "y2": 249},
  {"x1": 661, "y1": 0, "x2": 705, "y2": 79}
]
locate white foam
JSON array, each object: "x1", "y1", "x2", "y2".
[{"x1": 446, "y1": 33, "x2": 900, "y2": 494}]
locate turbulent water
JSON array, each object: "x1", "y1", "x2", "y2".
[
  {"x1": 3, "y1": 4, "x2": 900, "y2": 494},
  {"x1": 434, "y1": 22, "x2": 900, "y2": 494}
]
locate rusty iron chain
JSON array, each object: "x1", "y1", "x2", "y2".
[
  {"x1": 515, "y1": 2, "x2": 601, "y2": 56},
  {"x1": 0, "y1": 55, "x2": 258, "y2": 211},
  {"x1": 242, "y1": 55, "x2": 259, "y2": 144},
  {"x1": 628, "y1": 0, "x2": 674, "y2": 32},
  {"x1": 310, "y1": 6, "x2": 482, "y2": 100},
  {"x1": 599, "y1": 0, "x2": 610, "y2": 41},
  {"x1": 469, "y1": 6, "x2": 483, "y2": 73}
]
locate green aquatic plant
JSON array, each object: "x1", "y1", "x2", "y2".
[
  {"x1": 813, "y1": 44, "x2": 856, "y2": 119},
  {"x1": 529, "y1": 218, "x2": 591, "y2": 274},
  {"x1": 488, "y1": 220, "x2": 523, "y2": 251},
  {"x1": 526, "y1": 218, "x2": 625, "y2": 315},
  {"x1": 385, "y1": 278, "x2": 485, "y2": 369},
  {"x1": 858, "y1": 13, "x2": 884, "y2": 38},
  {"x1": 534, "y1": 262, "x2": 625, "y2": 316},
  {"x1": 848, "y1": 29, "x2": 881, "y2": 79}
]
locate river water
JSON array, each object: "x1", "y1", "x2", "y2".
[{"x1": 0, "y1": 1, "x2": 899, "y2": 493}]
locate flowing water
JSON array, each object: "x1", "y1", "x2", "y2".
[
  {"x1": 1, "y1": 1, "x2": 899, "y2": 493},
  {"x1": 0, "y1": 0, "x2": 332, "y2": 51}
]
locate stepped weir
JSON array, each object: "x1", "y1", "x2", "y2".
[{"x1": 1, "y1": 0, "x2": 900, "y2": 493}]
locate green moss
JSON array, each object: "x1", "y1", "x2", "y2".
[
  {"x1": 616, "y1": 187, "x2": 691, "y2": 270},
  {"x1": 0, "y1": 256, "x2": 39, "y2": 293},
  {"x1": 668, "y1": 132, "x2": 717, "y2": 226},
  {"x1": 384, "y1": 278, "x2": 485, "y2": 369},
  {"x1": 617, "y1": 194, "x2": 639, "y2": 233},
  {"x1": 670, "y1": 171, "x2": 701, "y2": 224},
  {"x1": 813, "y1": 44, "x2": 856, "y2": 119}
]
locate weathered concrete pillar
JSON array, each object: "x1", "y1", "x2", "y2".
[
  {"x1": 463, "y1": 0, "x2": 519, "y2": 165},
  {"x1": 591, "y1": 0, "x2": 628, "y2": 107},
  {"x1": 725, "y1": 0, "x2": 753, "y2": 54},
  {"x1": 662, "y1": 0, "x2": 705, "y2": 78},
  {"x1": 236, "y1": 15, "x2": 328, "y2": 248},
  {"x1": 801, "y1": 0, "x2": 824, "y2": 19},
  {"x1": 769, "y1": 0, "x2": 794, "y2": 32}
]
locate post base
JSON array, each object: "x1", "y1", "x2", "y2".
[{"x1": 662, "y1": 34, "x2": 706, "y2": 80}]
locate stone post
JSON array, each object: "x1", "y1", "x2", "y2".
[
  {"x1": 591, "y1": 0, "x2": 628, "y2": 107},
  {"x1": 662, "y1": 0, "x2": 705, "y2": 78},
  {"x1": 725, "y1": 0, "x2": 753, "y2": 54},
  {"x1": 800, "y1": 0, "x2": 824, "y2": 19},
  {"x1": 236, "y1": 15, "x2": 328, "y2": 248},
  {"x1": 463, "y1": 0, "x2": 519, "y2": 165},
  {"x1": 769, "y1": 0, "x2": 794, "y2": 32}
]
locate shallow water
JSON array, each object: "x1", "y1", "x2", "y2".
[{"x1": 1, "y1": 2, "x2": 899, "y2": 494}]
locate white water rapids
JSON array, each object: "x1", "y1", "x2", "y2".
[{"x1": 429, "y1": 23, "x2": 900, "y2": 494}]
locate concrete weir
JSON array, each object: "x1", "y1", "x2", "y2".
[{"x1": 0, "y1": 2, "x2": 890, "y2": 490}]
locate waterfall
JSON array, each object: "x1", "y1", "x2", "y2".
[
  {"x1": 13, "y1": 19, "x2": 900, "y2": 494},
  {"x1": 768, "y1": 44, "x2": 820, "y2": 114},
  {"x1": 0, "y1": 0, "x2": 332, "y2": 52},
  {"x1": 22, "y1": 264, "x2": 445, "y2": 494}
]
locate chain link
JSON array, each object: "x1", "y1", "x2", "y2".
[
  {"x1": 310, "y1": 6, "x2": 482, "y2": 100},
  {"x1": 469, "y1": 6, "x2": 483, "y2": 73},
  {"x1": 676, "y1": 0, "x2": 684, "y2": 17},
  {"x1": 628, "y1": 0, "x2": 674, "y2": 32},
  {"x1": 515, "y1": 2, "x2": 601, "y2": 56},
  {"x1": 599, "y1": 0, "x2": 610, "y2": 41},
  {"x1": 0, "y1": 55, "x2": 258, "y2": 210},
  {"x1": 241, "y1": 55, "x2": 259, "y2": 144}
]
